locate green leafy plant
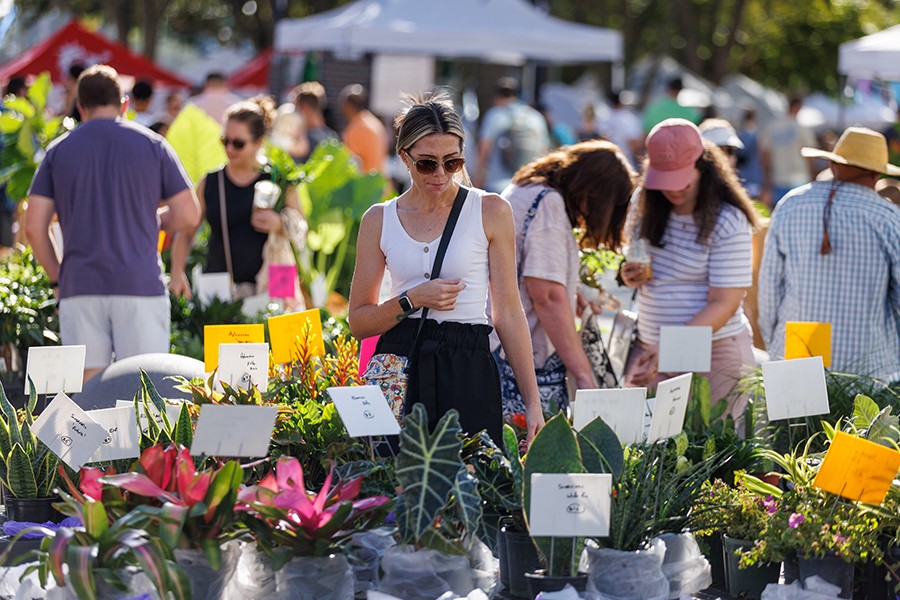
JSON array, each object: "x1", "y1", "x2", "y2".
[
  {"x1": 0, "y1": 72, "x2": 74, "y2": 201},
  {"x1": 0, "y1": 246, "x2": 59, "y2": 373},
  {"x1": 460, "y1": 429, "x2": 519, "y2": 552},
  {"x1": 0, "y1": 378, "x2": 58, "y2": 498},
  {"x1": 21, "y1": 490, "x2": 190, "y2": 600},
  {"x1": 170, "y1": 295, "x2": 250, "y2": 360},
  {"x1": 295, "y1": 140, "x2": 387, "y2": 301},
  {"x1": 522, "y1": 413, "x2": 624, "y2": 577},
  {"x1": 237, "y1": 455, "x2": 392, "y2": 568},
  {"x1": 579, "y1": 247, "x2": 622, "y2": 290},
  {"x1": 691, "y1": 475, "x2": 773, "y2": 540},
  {"x1": 393, "y1": 404, "x2": 482, "y2": 556}
]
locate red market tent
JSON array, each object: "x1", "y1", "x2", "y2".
[
  {"x1": 226, "y1": 48, "x2": 272, "y2": 90},
  {"x1": 0, "y1": 20, "x2": 189, "y2": 87}
]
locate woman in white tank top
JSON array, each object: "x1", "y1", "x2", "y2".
[{"x1": 348, "y1": 91, "x2": 545, "y2": 446}]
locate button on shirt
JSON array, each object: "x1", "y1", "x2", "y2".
[{"x1": 758, "y1": 181, "x2": 900, "y2": 381}]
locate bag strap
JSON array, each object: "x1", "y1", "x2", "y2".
[
  {"x1": 409, "y1": 185, "x2": 469, "y2": 350},
  {"x1": 217, "y1": 170, "x2": 235, "y2": 284},
  {"x1": 517, "y1": 189, "x2": 551, "y2": 283}
]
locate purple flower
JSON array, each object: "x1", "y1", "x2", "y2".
[
  {"x1": 788, "y1": 513, "x2": 805, "y2": 528},
  {"x1": 763, "y1": 495, "x2": 777, "y2": 514}
]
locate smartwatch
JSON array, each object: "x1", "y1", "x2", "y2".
[{"x1": 398, "y1": 291, "x2": 414, "y2": 313}]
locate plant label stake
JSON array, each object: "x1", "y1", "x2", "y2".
[
  {"x1": 32, "y1": 392, "x2": 107, "y2": 469},
  {"x1": 190, "y1": 405, "x2": 278, "y2": 458},
  {"x1": 25, "y1": 345, "x2": 86, "y2": 400},
  {"x1": 327, "y1": 386, "x2": 401, "y2": 438}
]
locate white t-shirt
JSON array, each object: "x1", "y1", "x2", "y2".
[
  {"x1": 761, "y1": 116, "x2": 816, "y2": 188},
  {"x1": 497, "y1": 183, "x2": 579, "y2": 367},
  {"x1": 635, "y1": 203, "x2": 753, "y2": 345},
  {"x1": 596, "y1": 106, "x2": 643, "y2": 167}
]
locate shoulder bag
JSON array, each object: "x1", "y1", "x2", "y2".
[
  {"x1": 362, "y1": 186, "x2": 468, "y2": 423},
  {"x1": 494, "y1": 189, "x2": 569, "y2": 418}
]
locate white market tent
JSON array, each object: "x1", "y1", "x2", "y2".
[
  {"x1": 839, "y1": 24, "x2": 900, "y2": 81},
  {"x1": 274, "y1": 0, "x2": 622, "y2": 64}
]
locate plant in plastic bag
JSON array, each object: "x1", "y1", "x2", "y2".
[
  {"x1": 0, "y1": 376, "x2": 58, "y2": 498},
  {"x1": 522, "y1": 413, "x2": 624, "y2": 577},
  {"x1": 92, "y1": 443, "x2": 243, "y2": 571},
  {"x1": 20, "y1": 489, "x2": 189, "y2": 600},
  {"x1": 394, "y1": 404, "x2": 483, "y2": 556},
  {"x1": 237, "y1": 455, "x2": 392, "y2": 569}
]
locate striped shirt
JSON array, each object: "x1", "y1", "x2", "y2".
[
  {"x1": 636, "y1": 203, "x2": 753, "y2": 345},
  {"x1": 758, "y1": 181, "x2": 900, "y2": 381}
]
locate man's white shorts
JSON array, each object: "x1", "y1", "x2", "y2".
[{"x1": 59, "y1": 295, "x2": 170, "y2": 369}]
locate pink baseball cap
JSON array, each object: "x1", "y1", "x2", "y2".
[{"x1": 644, "y1": 118, "x2": 704, "y2": 191}]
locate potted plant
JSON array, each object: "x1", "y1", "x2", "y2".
[
  {"x1": 461, "y1": 426, "x2": 539, "y2": 598},
  {"x1": 691, "y1": 475, "x2": 781, "y2": 598},
  {"x1": 521, "y1": 412, "x2": 624, "y2": 596},
  {"x1": 18, "y1": 489, "x2": 189, "y2": 600},
  {"x1": 378, "y1": 404, "x2": 486, "y2": 600},
  {"x1": 91, "y1": 443, "x2": 244, "y2": 600},
  {"x1": 741, "y1": 435, "x2": 887, "y2": 599},
  {"x1": 237, "y1": 455, "x2": 392, "y2": 599},
  {"x1": 0, "y1": 379, "x2": 60, "y2": 523}
]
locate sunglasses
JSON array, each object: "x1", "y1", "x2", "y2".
[
  {"x1": 221, "y1": 137, "x2": 248, "y2": 150},
  {"x1": 408, "y1": 154, "x2": 466, "y2": 175}
]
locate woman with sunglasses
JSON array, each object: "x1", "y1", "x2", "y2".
[
  {"x1": 170, "y1": 96, "x2": 305, "y2": 303},
  {"x1": 495, "y1": 140, "x2": 636, "y2": 418},
  {"x1": 621, "y1": 118, "x2": 759, "y2": 425},
  {"x1": 348, "y1": 91, "x2": 545, "y2": 446}
]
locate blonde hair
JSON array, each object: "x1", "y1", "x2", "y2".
[{"x1": 394, "y1": 90, "x2": 466, "y2": 154}]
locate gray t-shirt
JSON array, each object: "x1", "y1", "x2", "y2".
[{"x1": 29, "y1": 118, "x2": 191, "y2": 298}]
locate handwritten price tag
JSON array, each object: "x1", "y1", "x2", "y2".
[
  {"x1": 529, "y1": 473, "x2": 612, "y2": 537},
  {"x1": 85, "y1": 406, "x2": 141, "y2": 462},
  {"x1": 32, "y1": 392, "x2": 107, "y2": 469},
  {"x1": 218, "y1": 343, "x2": 269, "y2": 391},
  {"x1": 203, "y1": 324, "x2": 265, "y2": 372},
  {"x1": 327, "y1": 385, "x2": 401, "y2": 437},
  {"x1": 25, "y1": 345, "x2": 86, "y2": 395}
]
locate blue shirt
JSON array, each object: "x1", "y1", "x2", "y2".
[{"x1": 758, "y1": 181, "x2": 900, "y2": 381}]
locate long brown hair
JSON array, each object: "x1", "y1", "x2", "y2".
[
  {"x1": 638, "y1": 142, "x2": 759, "y2": 246},
  {"x1": 512, "y1": 140, "x2": 636, "y2": 250}
]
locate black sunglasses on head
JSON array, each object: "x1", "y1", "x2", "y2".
[{"x1": 408, "y1": 154, "x2": 466, "y2": 175}]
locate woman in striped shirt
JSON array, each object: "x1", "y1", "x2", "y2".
[{"x1": 621, "y1": 119, "x2": 760, "y2": 423}]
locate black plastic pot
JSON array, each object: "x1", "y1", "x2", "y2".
[
  {"x1": 498, "y1": 528, "x2": 510, "y2": 588},
  {"x1": 3, "y1": 495, "x2": 62, "y2": 523},
  {"x1": 698, "y1": 533, "x2": 726, "y2": 586},
  {"x1": 525, "y1": 570, "x2": 588, "y2": 597},
  {"x1": 503, "y1": 526, "x2": 541, "y2": 598},
  {"x1": 797, "y1": 554, "x2": 854, "y2": 599},
  {"x1": 722, "y1": 534, "x2": 780, "y2": 599}
]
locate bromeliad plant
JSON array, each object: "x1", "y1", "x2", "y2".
[
  {"x1": 21, "y1": 490, "x2": 189, "y2": 600},
  {"x1": 0, "y1": 378, "x2": 58, "y2": 499},
  {"x1": 237, "y1": 455, "x2": 392, "y2": 568},
  {"x1": 90, "y1": 443, "x2": 243, "y2": 570}
]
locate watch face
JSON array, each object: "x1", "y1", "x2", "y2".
[{"x1": 399, "y1": 295, "x2": 413, "y2": 312}]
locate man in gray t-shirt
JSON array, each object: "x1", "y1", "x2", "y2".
[{"x1": 26, "y1": 65, "x2": 199, "y2": 381}]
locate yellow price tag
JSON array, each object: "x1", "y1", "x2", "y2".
[
  {"x1": 268, "y1": 308, "x2": 325, "y2": 364},
  {"x1": 813, "y1": 431, "x2": 900, "y2": 504},
  {"x1": 785, "y1": 321, "x2": 832, "y2": 368},
  {"x1": 203, "y1": 324, "x2": 265, "y2": 372}
]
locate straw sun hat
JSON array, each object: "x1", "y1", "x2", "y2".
[{"x1": 801, "y1": 126, "x2": 900, "y2": 176}]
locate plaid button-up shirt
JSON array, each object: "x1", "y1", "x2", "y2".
[{"x1": 759, "y1": 180, "x2": 900, "y2": 382}]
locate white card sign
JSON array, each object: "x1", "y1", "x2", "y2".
[
  {"x1": 32, "y1": 392, "x2": 107, "y2": 469},
  {"x1": 762, "y1": 356, "x2": 829, "y2": 421},
  {"x1": 193, "y1": 267, "x2": 232, "y2": 305},
  {"x1": 658, "y1": 326, "x2": 713, "y2": 373},
  {"x1": 85, "y1": 407, "x2": 141, "y2": 462},
  {"x1": 190, "y1": 405, "x2": 278, "y2": 457},
  {"x1": 217, "y1": 343, "x2": 268, "y2": 391},
  {"x1": 25, "y1": 345, "x2": 86, "y2": 395},
  {"x1": 647, "y1": 373, "x2": 693, "y2": 443},
  {"x1": 573, "y1": 388, "x2": 647, "y2": 445},
  {"x1": 529, "y1": 473, "x2": 612, "y2": 537},
  {"x1": 327, "y1": 385, "x2": 401, "y2": 437},
  {"x1": 116, "y1": 400, "x2": 183, "y2": 433}
]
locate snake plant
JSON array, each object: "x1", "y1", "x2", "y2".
[{"x1": 0, "y1": 378, "x2": 58, "y2": 498}]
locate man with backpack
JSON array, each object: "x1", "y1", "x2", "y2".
[{"x1": 475, "y1": 77, "x2": 549, "y2": 194}]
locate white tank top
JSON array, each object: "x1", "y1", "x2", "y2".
[{"x1": 380, "y1": 187, "x2": 490, "y2": 325}]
